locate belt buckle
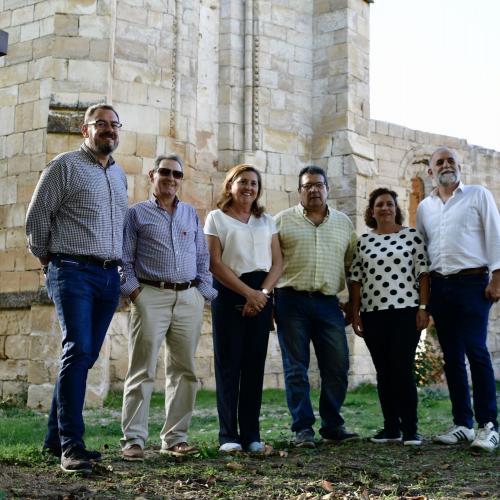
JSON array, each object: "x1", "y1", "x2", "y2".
[
  {"x1": 173, "y1": 283, "x2": 177, "y2": 291},
  {"x1": 160, "y1": 281, "x2": 165, "y2": 289},
  {"x1": 103, "y1": 259, "x2": 112, "y2": 269}
]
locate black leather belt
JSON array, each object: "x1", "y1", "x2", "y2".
[
  {"x1": 139, "y1": 278, "x2": 200, "y2": 290},
  {"x1": 53, "y1": 253, "x2": 120, "y2": 269},
  {"x1": 430, "y1": 267, "x2": 488, "y2": 279},
  {"x1": 278, "y1": 286, "x2": 327, "y2": 297}
]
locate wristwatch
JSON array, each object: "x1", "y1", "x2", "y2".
[
  {"x1": 261, "y1": 288, "x2": 270, "y2": 295},
  {"x1": 418, "y1": 304, "x2": 429, "y2": 311}
]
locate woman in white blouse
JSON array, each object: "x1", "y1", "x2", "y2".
[
  {"x1": 204, "y1": 164, "x2": 282, "y2": 453},
  {"x1": 349, "y1": 188, "x2": 430, "y2": 446}
]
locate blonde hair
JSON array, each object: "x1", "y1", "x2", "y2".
[{"x1": 216, "y1": 164, "x2": 265, "y2": 217}]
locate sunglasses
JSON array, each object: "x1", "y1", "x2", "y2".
[{"x1": 156, "y1": 167, "x2": 184, "y2": 179}]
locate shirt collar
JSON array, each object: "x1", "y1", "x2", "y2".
[
  {"x1": 80, "y1": 143, "x2": 116, "y2": 168},
  {"x1": 298, "y1": 203, "x2": 330, "y2": 220},
  {"x1": 430, "y1": 181, "x2": 465, "y2": 198},
  {"x1": 151, "y1": 195, "x2": 180, "y2": 209}
]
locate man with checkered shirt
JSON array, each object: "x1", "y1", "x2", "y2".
[
  {"x1": 119, "y1": 154, "x2": 217, "y2": 462},
  {"x1": 26, "y1": 104, "x2": 128, "y2": 474}
]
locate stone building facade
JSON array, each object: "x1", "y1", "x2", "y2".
[{"x1": 0, "y1": 0, "x2": 498, "y2": 409}]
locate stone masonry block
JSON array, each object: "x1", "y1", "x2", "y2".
[
  {"x1": 0, "y1": 106, "x2": 16, "y2": 135},
  {"x1": 53, "y1": 0, "x2": 97, "y2": 15},
  {"x1": 5, "y1": 39, "x2": 33, "y2": 65},
  {"x1": 0, "y1": 336, "x2": 5, "y2": 359},
  {"x1": 68, "y1": 59, "x2": 107, "y2": 83},
  {"x1": 3, "y1": 381, "x2": 27, "y2": 403},
  {"x1": 6, "y1": 133, "x2": 23, "y2": 158},
  {"x1": 0, "y1": 359, "x2": 28, "y2": 380},
  {"x1": 79, "y1": 14, "x2": 110, "y2": 38},
  {"x1": 27, "y1": 382, "x2": 52, "y2": 410},
  {"x1": 12, "y1": 5, "x2": 34, "y2": 26},
  {"x1": 27, "y1": 360, "x2": 51, "y2": 384},
  {"x1": 53, "y1": 36, "x2": 90, "y2": 58},
  {"x1": 5, "y1": 335, "x2": 29, "y2": 359},
  {"x1": 54, "y1": 13, "x2": 78, "y2": 35},
  {"x1": 20, "y1": 21, "x2": 40, "y2": 42}
]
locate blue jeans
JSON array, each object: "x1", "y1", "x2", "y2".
[
  {"x1": 275, "y1": 288, "x2": 349, "y2": 438},
  {"x1": 430, "y1": 273, "x2": 498, "y2": 430},
  {"x1": 44, "y1": 255, "x2": 120, "y2": 451}
]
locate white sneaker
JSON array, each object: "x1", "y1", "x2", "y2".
[
  {"x1": 433, "y1": 425, "x2": 475, "y2": 444},
  {"x1": 219, "y1": 442, "x2": 242, "y2": 453},
  {"x1": 247, "y1": 441, "x2": 265, "y2": 453},
  {"x1": 470, "y1": 422, "x2": 499, "y2": 452}
]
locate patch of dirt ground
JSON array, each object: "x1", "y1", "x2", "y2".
[{"x1": 0, "y1": 440, "x2": 498, "y2": 499}]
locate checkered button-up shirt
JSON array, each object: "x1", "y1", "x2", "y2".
[
  {"x1": 120, "y1": 197, "x2": 217, "y2": 301},
  {"x1": 26, "y1": 144, "x2": 128, "y2": 260},
  {"x1": 275, "y1": 204, "x2": 357, "y2": 296}
]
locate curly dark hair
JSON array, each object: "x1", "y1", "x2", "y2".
[{"x1": 364, "y1": 188, "x2": 404, "y2": 229}]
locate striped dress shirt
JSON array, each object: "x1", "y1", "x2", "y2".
[
  {"x1": 275, "y1": 204, "x2": 357, "y2": 296},
  {"x1": 26, "y1": 144, "x2": 128, "y2": 260},
  {"x1": 120, "y1": 197, "x2": 217, "y2": 301}
]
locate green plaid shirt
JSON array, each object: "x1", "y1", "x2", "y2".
[{"x1": 275, "y1": 204, "x2": 357, "y2": 296}]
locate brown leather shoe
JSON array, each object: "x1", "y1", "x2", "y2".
[
  {"x1": 160, "y1": 442, "x2": 198, "y2": 457},
  {"x1": 122, "y1": 444, "x2": 144, "y2": 462}
]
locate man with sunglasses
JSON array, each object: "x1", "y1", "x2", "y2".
[
  {"x1": 274, "y1": 166, "x2": 358, "y2": 448},
  {"x1": 26, "y1": 104, "x2": 128, "y2": 474},
  {"x1": 120, "y1": 154, "x2": 216, "y2": 461}
]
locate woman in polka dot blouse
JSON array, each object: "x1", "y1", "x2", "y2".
[{"x1": 349, "y1": 188, "x2": 430, "y2": 446}]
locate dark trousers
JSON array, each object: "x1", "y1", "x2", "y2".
[
  {"x1": 430, "y1": 274, "x2": 497, "y2": 429},
  {"x1": 211, "y1": 271, "x2": 271, "y2": 447},
  {"x1": 361, "y1": 307, "x2": 421, "y2": 436},
  {"x1": 275, "y1": 288, "x2": 348, "y2": 438},
  {"x1": 44, "y1": 256, "x2": 120, "y2": 451}
]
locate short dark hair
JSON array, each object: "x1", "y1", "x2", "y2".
[
  {"x1": 298, "y1": 165, "x2": 328, "y2": 189},
  {"x1": 153, "y1": 154, "x2": 183, "y2": 171},
  {"x1": 364, "y1": 188, "x2": 404, "y2": 229},
  {"x1": 83, "y1": 103, "x2": 120, "y2": 123}
]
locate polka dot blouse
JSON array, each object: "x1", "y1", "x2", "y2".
[{"x1": 348, "y1": 227, "x2": 429, "y2": 313}]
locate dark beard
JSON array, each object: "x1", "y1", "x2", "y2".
[{"x1": 94, "y1": 136, "x2": 118, "y2": 155}]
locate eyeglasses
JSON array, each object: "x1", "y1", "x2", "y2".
[
  {"x1": 156, "y1": 167, "x2": 184, "y2": 179},
  {"x1": 300, "y1": 182, "x2": 326, "y2": 191},
  {"x1": 86, "y1": 120, "x2": 123, "y2": 130}
]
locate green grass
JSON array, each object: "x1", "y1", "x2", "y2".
[
  {"x1": 0, "y1": 385, "x2": 498, "y2": 499},
  {"x1": 0, "y1": 384, "x2": 457, "y2": 463}
]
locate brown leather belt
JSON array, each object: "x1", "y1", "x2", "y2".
[
  {"x1": 139, "y1": 278, "x2": 200, "y2": 290},
  {"x1": 430, "y1": 267, "x2": 488, "y2": 279}
]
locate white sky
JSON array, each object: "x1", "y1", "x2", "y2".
[{"x1": 370, "y1": 0, "x2": 500, "y2": 152}]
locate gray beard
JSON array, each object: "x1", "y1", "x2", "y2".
[{"x1": 437, "y1": 171, "x2": 459, "y2": 186}]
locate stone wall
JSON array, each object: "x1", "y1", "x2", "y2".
[{"x1": 0, "y1": 0, "x2": 498, "y2": 408}]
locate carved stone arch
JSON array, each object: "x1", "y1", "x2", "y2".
[{"x1": 399, "y1": 147, "x2": 434, "y2": 227}]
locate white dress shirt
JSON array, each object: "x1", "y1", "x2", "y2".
[{"x1": 416, "y1": 183, "x2": 500, "y2": 274}]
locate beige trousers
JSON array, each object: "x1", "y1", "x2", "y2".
[{"x1": 120, "y1": 284, "x2": 204, "y2": 449}]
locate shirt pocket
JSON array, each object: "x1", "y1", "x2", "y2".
[{"x1": 178, "y1": 228, "x2": 197, "y2": 255}]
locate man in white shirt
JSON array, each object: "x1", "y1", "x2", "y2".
[{"x1": 417, "y1": 146, "x2": 500, "y2": 452}]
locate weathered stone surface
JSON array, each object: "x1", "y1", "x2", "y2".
[
  {"x1": 27, "y1": 382, "x2": 52, "y2": 409},
  {"x1": 0, "y1": 0, "x2": 499, "y2": 406}
]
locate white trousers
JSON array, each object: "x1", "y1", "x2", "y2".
[{"x1": 120, "y1": 284, "x2": 204, "y2": 449}]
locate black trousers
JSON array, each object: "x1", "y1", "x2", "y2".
[
  {"x1": 211, "y1": 271, "x2": 272, "y2": 447},
  {"x1": 361, "y1": 307, "x2": 421, "y2": 436}
]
